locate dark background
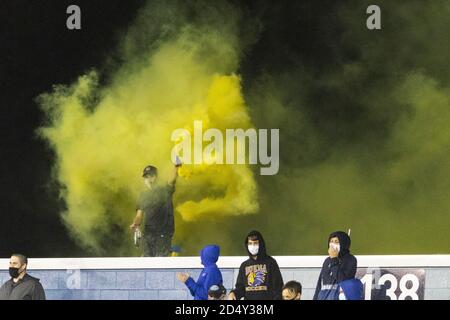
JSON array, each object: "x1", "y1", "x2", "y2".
[
  {"x1": 1, "y1": 0, "x2": 342, "y2": 257},
  {"x1": 0, "y1": 0, "x2": 145, "y2": 256},
  {"x1": 4, "y1": 1, "x2": 446, "y2": 257}
]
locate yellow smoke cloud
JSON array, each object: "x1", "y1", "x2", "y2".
[{"x1": 38, "y1": 15, "x2": 258, "y2": 255}]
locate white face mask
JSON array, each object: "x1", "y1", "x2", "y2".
[
  {"x1": 248, "y1": 245, "x2": 259, "y2": 256},
  {"x1": 329, "y1": 242, "x2": 340, "y2": 253}
]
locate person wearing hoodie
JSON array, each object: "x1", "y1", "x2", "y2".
[
  {"x1": 0, "y1": 254, "x2": 46, "y2": 300},
  {"x1": 176, "y1": 244, "x2": 223, "y2": 300},
  {"x1": 228, "y1": 230, "x2": 283, "y2": 300},
  {"x1": 313, "y1": 231, "x2": 357, "y2": 300}
]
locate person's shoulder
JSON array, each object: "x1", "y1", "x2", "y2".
[
  {"x1": 165, "y1": 182, "x2": 176, "y2": 192},
  {"x1": 266, "y1": 255, "x2": 279, "y2": 264},
  {"x1": 137, "y1": 190, "x2": 148, "y2": 199},
  {"x1": 322, "y1": 256, "x2": 332, "y2": 266},
  {"x1": 25, "y1": 274, "x2": 42, "y2": 284},
  {"x1": 347, "y1": 253, "x2": 357, "y2": 262},
  {"x1": 265, "y1": 256, "x2": 283, "y2": 270},
  {"x1": 240, "y1": 258, "x2": 253, "y2": 267}
]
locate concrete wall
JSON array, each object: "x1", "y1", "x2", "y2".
[{"x1": 0, "y1": 256, "x2": 449, "y2": 300}]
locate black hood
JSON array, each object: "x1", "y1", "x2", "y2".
[
  {"x1": 245, "y1": 230, "x2": 267, "y2": 259},
  {"x1": 328, "y1": 231, "x2": 351, "y2": 257}
]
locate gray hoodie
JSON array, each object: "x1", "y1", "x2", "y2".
[{"x1": 0, "y1": 274, "x2": 46, "y2": 300}]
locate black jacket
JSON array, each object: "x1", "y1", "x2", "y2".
[
  {"x1": 231, "y1": 230, "x2": 283, "y2": 300},
  {"x1": 0, "y1": 274, "x2": 46, "y2": 300},
  {"x1": 313, "y1": 231, "x2": 357, "y2": 300}
]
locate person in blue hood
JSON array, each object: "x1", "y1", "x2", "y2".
[
  {"x1": 176, "y1": 244, "x2": 223, "y2": 300},
  {"x1": 313, "y1": 231, "x2": 357, "y2": 300}
]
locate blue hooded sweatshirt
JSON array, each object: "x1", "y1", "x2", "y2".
[{"x1": 185, "y1": 245, "x2": 223, "y2": 300}]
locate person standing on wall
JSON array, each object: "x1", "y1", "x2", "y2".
[{"x1": 130, "y1": 157, "x2": 181, "y2": 257}]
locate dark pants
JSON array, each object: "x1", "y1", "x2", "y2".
[{"x1": 142, "y1": 233, "x2": 172, "y2": 257}]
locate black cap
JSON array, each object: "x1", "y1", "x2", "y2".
[
  {"x1": 208, "y1": 284, "x2": 226, "y2": 299},
  {"x1": 142, "y1": 165, "x2": 158, "y2": 177}
]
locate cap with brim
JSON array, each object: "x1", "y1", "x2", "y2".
[{"x1": 142, "y1": 165, "x2": 157, "y2": 177}]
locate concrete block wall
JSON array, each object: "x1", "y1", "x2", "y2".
[
  {"x1": 1, "y1": 267, "x2": 449, "y2": 300},
  {"x1": 1, "y1": 256, "x2": 449, "y2": 300},
  {"x1": 424, "y1": 268, "x2": 450, "y2": 300},
  {"x1": 0, "y1": 269, "x2": 236, "y2": 300}
]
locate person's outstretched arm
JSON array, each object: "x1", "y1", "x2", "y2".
[
  {"x1": 168, "y1": 157, "x2": 182, "y2": 186},
  {"x1": 185, "y1": 273, "x2": 214, "y2": 300}
]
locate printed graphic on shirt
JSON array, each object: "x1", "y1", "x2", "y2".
[{"x1": 245, "y1": 264, "x2": 268, "y2": 291}]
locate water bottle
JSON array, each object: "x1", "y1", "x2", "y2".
[{"x1": 134, "y1": 228, "x2": 142, "y2": 247}]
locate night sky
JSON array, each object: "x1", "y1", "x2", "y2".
[
  {"x1": 2, "y1": 1, "x2": 449, "y2": 257},
  {"x1": 1, "y1": 0, "x2": 145, "y2": 256},
  {"x1": 0, "y1": 0, "x2": 344, "y2": 257}
]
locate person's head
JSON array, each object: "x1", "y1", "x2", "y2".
[
  {"x1": 200, "y1": 245, "x2": 220, "y2": 267},
  {"x1": 208, "y1": 284, "x2": 227, "y2": 300},
  {"x1": 282, "y1": 281, "x2": 302, "y2": 300},
  {"x1": 245, "y1": 230, "x2": 266, "y2": 260},
  {"x1": 142, "y1": 165, "x2": 158, "y2": 188},
  {"x1": 328, "y1": 231, "x2": 351, "y2": 256},
  {"x1": 9, "y1": 254, "x2": 28, "y2": 279}
]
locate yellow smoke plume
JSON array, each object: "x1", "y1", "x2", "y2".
[{"x1": 38, "y1": 18, "x2": 258, "y2": 255}]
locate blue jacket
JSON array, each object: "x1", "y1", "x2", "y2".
[
  {"x1": 185, "y1": 245, "x2": 223, "y2": 300},
  {"x1": 339, "y1": 278, "x2": 364, "y2": 300}
]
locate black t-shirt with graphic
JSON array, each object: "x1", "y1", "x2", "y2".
[{"x1": 136, "y1": 183, "x2": 175, "y2": 236}]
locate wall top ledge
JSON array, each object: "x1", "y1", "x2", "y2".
[{"x1": 0, "y1": 255, "x2": 449, "y2": 270}]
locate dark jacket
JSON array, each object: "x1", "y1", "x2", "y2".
[
  {"x1": 313, "y1": 231, "x2": 357, "y2": 300},
  {"x1": 185, "y1": 245, "x2": 223, "y2": 300},
  {"x1": 137, "y1": 183, "x2": 175, "y2": 236},
  {"x1": 231, "y1": 230, "x2": 283, "y2": 300},
  {"x1": 0, "y1": 274, "x2": 46, "y2": 300}
]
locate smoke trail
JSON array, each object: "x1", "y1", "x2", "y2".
[
  {"x1": 38, "y1": 0, "x2": 260, "y2": 255},
  {"x1": 244, "y1": 0, "x2": 450, "y2": 254},
  {"x1": 38, "y1": 0, "x2": 450, "y2": 256}
]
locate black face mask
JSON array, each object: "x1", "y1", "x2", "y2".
[{"x1": 9, "y1": 267, "x2": 21, "y2": 279}]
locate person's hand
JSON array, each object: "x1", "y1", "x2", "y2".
[
  {"x1": 176, "y1": 272, "x2": 190, "y2": 283},
  {"x1": 328, "y1": 246, "x2": 339, "y2": 258},
  {"x1": 129, "y1": 223, "x2": 139, "y2": 231},
  {"x1": 228, "y1": 292, "x2": 236, "y2": 300}
]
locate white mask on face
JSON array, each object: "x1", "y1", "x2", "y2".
[
  {"x1": 329, "y1": 242, "x2": 340, "y2": 253},
  {"x1": 248, "y1": 245, "x2": 259, "y2": 256}
]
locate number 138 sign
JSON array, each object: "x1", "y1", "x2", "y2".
[{"x1": 356, "y1": 268, "x2": 425, "y2": 300}]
